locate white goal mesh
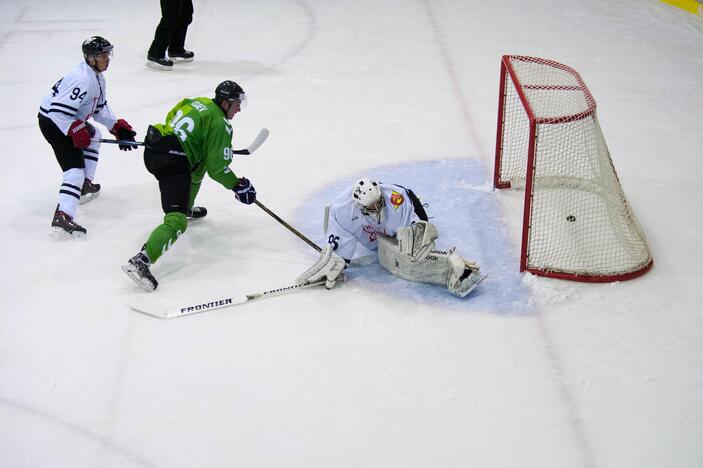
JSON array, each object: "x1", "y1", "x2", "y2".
[{"x1": 494, "y1": 55, "x2": 653, "y2": 282}]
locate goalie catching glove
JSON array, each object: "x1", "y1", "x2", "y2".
[
  {"x1": 397, "y1": 221, "x2": 439, "y2": 262},
  {"x1": 296, "y1": 245, "x2": 346, "y2": 289}
]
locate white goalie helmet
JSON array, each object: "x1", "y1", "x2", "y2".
[{"x1": 352, "y1": 178, "x2": 385, "y2": 219}]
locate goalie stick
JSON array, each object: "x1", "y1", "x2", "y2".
[
  {"x1": 130, "y1": 277, "x2": 328, "y2": 319},
  {"x1": 94, "y1": 128, "x2": 270, "y2": 155}
]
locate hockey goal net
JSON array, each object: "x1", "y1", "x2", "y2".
[{"x1": 494, "y1": 55, "x2": 653, "y2": 282}]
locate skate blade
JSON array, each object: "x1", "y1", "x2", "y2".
[
  {"x1": 454, "y1": 273, "x2": 487, "y2": 298},
  {"x1": 121, "y1": 264, "x2": 157, "y2": 292},
  {"x1": 170, "y1": 56, "x2": 194, "y2": 63},
  {"x1": 50, "y1": 226, "x2": 86, "y2": 240},
  {"x1": 145, "y1": 61, "x2": 172, "y2": 71},
  {"x1": 79, "y1": 192, "x2": 100, "y2": 205}
]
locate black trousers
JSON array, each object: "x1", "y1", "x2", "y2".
[
  {"x1": 38, "y1": 114, "x2": 85, "y2": 172},
  {"x1": 147, "y1": 0, "x2": 194, "y2": 58},
  {"x1": 143, "y1": 132, "x2": 191, "y2": 214}
]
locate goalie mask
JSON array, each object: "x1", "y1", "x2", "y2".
[{"x1": 352, "y1": 178, "x2": 385, "y2": 221}]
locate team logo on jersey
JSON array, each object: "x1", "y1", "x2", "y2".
[
  {"x1": 390, "y1": 191, "x2": 405, "y2": 209},
  {"x1": 362, "y1": 224, "x2": 378, "y2": 242}
]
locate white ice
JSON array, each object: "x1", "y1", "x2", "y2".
[{"x1": 1, "y1": 1, "x2": 702, "y2": 467}]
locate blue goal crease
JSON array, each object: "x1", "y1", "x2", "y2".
[{"x1": 295, "y1": 159, "x2": 532, "y2": 314}]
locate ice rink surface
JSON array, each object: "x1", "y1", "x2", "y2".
[{"x1": 1, "y1": 1, "x2": 701, "y2": 467}]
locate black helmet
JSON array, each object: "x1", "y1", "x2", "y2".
[
  {"x1": 214, "y1": 80, "x2": 245, "y2": 105},
  {"x1": 82, "y1": 36, "x2": 113, "y2": 60}
]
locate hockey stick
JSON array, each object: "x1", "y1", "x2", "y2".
[
  {"x1": 93, "y1": 128, "x2": 270, "y2": 155},
  {"x1": 254, "y1": 199, "x2": 375, "y2": 267},
  {"x1": 234, "y1": 128, "x2": 269, "y2": 155},
  {"x1": 130, "y1": 278, "x2": 328, "y2": 319},
  {"x1": 255, "y1": 200, "x2": 322, "y2": 252}
]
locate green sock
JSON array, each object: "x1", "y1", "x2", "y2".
[{"x1": 144, "y1": 212, "x2": 187, "y2": 263}]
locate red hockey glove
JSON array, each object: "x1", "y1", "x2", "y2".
[
  {"x1": 110, "y1": 119, "x2": 138, "y2": 151},
  {"x1": 68, "y1": 120, "x2": 92, "y2": 149}
]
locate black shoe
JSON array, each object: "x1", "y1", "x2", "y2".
[
  {"x1": 80, "y1": 178, "x2": 100, "y2": 205},
  {"x1": 186, "y1": 206, "x2": 207, "y2": 219},
  {"x1": 146, "y1": 55, "x2": 173, "y2": 71},
  {"x1": 168, "y1": 50, "x2": 194, "y2": 62},
  {"x1": 121, "y1": 250, "x2": 158, "y2": 291},
  {"x1": 51, "y1": 209, "x2": 87, "y2": 237}
]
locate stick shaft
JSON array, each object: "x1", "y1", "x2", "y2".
[
  {"x1": 253, "y1": 200, "x2": 371, "y2": 266},
  {"x1": 94, "y1": 127, "x2": 268, "y2": 155},
  {"x1": 98, "y1": 138, "x2": 146, "y2": 146},
  {"x1": 254, "y1": 200, "x2": 321, "y2": 252}
]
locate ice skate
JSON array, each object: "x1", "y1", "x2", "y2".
[
  {"x1": 121, "y1": 250, "x2": 158, "y2": 292},
  {"x1": 186, "y1": 206, "x2": 207, "y2": 219},
  {"x1": 80, "y1": 178, "x2": 100, "y2": 205},
  {"x1": 447, "y1": 252, "x2": 484, "y2": 298},
  {"x1": 51, "y1": 208, "x2": 86, "y2": 238},
  {"x1": 168, "y1": 50, "x2": 194, "y2": 63},
  {"x1": 146, "y1": 55, "x2": 173, "y2": 71}
]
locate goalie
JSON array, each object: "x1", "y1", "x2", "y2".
[{"x1": 297, "y1": 178, "x2": 483, "y2": 297}]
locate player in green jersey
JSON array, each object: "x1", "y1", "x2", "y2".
[{"x1": 122, "y1": 80, "x2": 257, "y2": 291}]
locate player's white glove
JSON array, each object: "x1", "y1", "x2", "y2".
[
  {"x1": 296, "y1": 245, "x2": 346, "y2": 289},
  {"x1": 397, "y1": 221, "x2": 439, "y2": 262}
]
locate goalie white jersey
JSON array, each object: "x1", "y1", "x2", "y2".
[
  {"x1": 325, "y1": 183, "x2": 424, "y2": 260},
  {"x1": 39, "y1": 61, "x2": 117, "y2": 135}
]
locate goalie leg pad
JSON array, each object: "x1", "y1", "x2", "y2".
[
  {"x1": 380, "y1": 236, "x2": 483, "y2": 297},
  {"x1": 397, "y1": 221, "x2": 439, "y2": 262},
  {"x1": 296, "y1": 245, "x2": 346, "y2": 289},
  {"x1": 378, "y1": 234, "x2": 448, "y2": 285}
]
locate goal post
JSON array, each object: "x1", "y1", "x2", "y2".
[{"x1": 494, "y1": 55, "x2": 653, "y2": 282}]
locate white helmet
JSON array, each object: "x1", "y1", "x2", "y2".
[{"x1": 352, "y1": 178, "x2": 384, "y2": 219}]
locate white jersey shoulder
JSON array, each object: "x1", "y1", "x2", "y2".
[
  {"x1": 325, "y1": 183, "x2": 421, "y2": 260},
  {"x1": 39, "y1": 62, "x2": 116, "y2": 134}
]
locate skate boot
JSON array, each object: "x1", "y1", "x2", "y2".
[
  {"x1": 121, "y1": 249, "x2": 158, "y2": 292},
  {"x1": 51, "y1": 208, "x2": 87, "y2": 238},
  {"x1": 168, "y1": 50, "x2": 195, "y2": 62},
  {"x1": 447, "y1": 251, "x2": 484, "y2": 298},
  {"x1": 80, "y1": 178, "x2": 101, "y2": 205},
  {"x1": 186, "y1": 206, "x2": 207, "y2": 219},
  {"x1": 146, "y1": 55, "x2": 173, "y2": 71}
]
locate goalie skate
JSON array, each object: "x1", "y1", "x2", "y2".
[
  {"x1": 450, "y1": 270, "x2": 486, "y2": 298},
  {"x1": 121, "y1": 251, "x2": 158, "y2": 292},
  {"x1": 447, "y1": 252, "x2": 484, "y2": 298}
]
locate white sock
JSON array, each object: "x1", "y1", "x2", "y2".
[
  {"x1": 83, "y1": 127, "x2": 101, "y2": 181},
  {"x1": 58, "y1": 168, "x2": 85, "y2": 218}
]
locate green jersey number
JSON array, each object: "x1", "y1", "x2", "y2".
[{"x1": 170, "y1": 110, "x2": 195, "y2": 142}]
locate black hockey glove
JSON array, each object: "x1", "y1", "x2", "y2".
[
  {"x1": 110, "y1": 119, "x2": 138, "y2": 151},
  {"x1": 233, "y1": 178, "x2": 256, "y2": 204}
]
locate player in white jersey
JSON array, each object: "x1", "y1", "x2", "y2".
[
  {"x1": 38, "y1": 36, "x2": 138, "y2": 237},
  {"x1": 296, "y1": 178, "x2": 483, "y2": 297}
]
